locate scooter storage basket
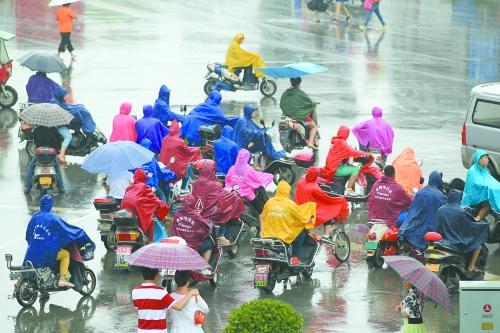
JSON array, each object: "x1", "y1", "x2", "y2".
[
  {"x1": 35, "y1": 147, "x2": 57, "y2": 163},
  {"x1": 113, "y1": 209, "x2": 138, "y2": 227}
]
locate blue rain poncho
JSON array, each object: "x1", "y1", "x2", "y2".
[
  {"x1": 153, "y1": 85, "x2": 185, "y2": 124},
  {"x1": 51, "y1": 86, "x2": 96, "y2": 134},
  {"x1": 137, "y1": 138, "x2": 176, "y2": 189},
  {"x1": 399, "y1": 171, "x2": 447, "y2": 251},
  {"x1": 24, "y1": 195, "x2": 95, "y2": 269},
  {"x1": 180, "y1": 90, "x2": 238, "y2": 145},
  {"x1": 214, "y1": 126, "x2": 241, "y2": 174},
  {"x1": 461, "y1": 149, "x2": 500, "y2": 212},
  {"x1": 437, "y1": 190, "x2": 489, "y2": 254},
  {"x1": 233, "y1": 104, "x2": 286, "y2": 161},
  {"x1": 135, "y1": 105, "x2": 170, "y2": 154}
]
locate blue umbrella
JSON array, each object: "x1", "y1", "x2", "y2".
[
  {"x1": 82, "y1": 141, "x2": 155, "y2": 175},
  {"x1": 256, "y1": 62, "x2": 328, "y2": 79}
]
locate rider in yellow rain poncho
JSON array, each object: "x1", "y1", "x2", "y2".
[
  {"x1": 261, "y1": 181, "x2": 316, "y2": 264},
  {"x1": 225, "y1": 32, "x2": 266, "y2": 78}
]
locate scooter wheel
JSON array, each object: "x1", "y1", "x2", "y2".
[
  {"x1": 209, "y1": 271, "x2": 218, "y2": 287},
  {"x1": 15, "y1": 278, "x2": 38, "y2": 307},
  {"x1": 204, "y1": 80, "x2": 217, "y2": 96},
  {"x1": 0, "y1": 85, "x2": 18, "y2": 108},
  {"x1": 227, "y1": 244, "x2": 239, "y2": 258},
  {"x1": 79, "y1": 268, "x2": 97, "y2": 296},
  {"x1": 262, "y1": 274, "x2": 277, "y2": 294},
  {"x1": 273, "y1": 165, "x2": 295, "y2": 185},
  {"x1": 260, "y1": 80, "x2": 277, "y2": 97}
]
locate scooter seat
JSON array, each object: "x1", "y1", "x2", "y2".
[
  {"x1": 9, "y1": 265, "x2": 31, "y2": 271},
  {"x1": 435, "y1": 241, "x2": 463, "y2": 254}
]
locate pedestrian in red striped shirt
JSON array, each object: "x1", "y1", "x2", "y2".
[{"x1": 132, "y1": 267, "x2": 199, "y2": 333}]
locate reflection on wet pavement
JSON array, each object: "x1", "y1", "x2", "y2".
[{"x1": 1, "y1": 0, "x2": 500, "y2": 332}]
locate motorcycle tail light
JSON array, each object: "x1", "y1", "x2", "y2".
[
  {"x1": 254, "y1": 249, "x2": 275, "y2": 258},
  {"x1": 116, "y1": 232, "x2": 140, "y2": 241},
  {"x1": 383, "y1": 246, "x2": 398, "y2": 256},
  {"x1": 368, "y1": 232, "x2": 377, "y2": 240}
]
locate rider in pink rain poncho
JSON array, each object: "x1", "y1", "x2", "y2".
[
  {"x1": 352, "y1": 106, "x2": 394, "y2": 160},
  {"x1": 109, "y1": 102, "x2": 137, "y2": 142}
]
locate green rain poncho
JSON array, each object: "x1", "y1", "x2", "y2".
[{"x1": 279, "y1": 87, "x2": 317, "y2": 122}]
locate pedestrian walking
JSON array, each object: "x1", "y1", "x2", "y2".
[
  {"x1": 306, "y1": 0, "x2": 333, "y2": 22},
  {"x1": 395, "y1": 280, "x2": 427, "y2": 333},
  {"x1": 333, "y1": 0, "x2": 352, "y2": 25},
  {"x1": 169, "y1": 271, "x2": 209, "y2": 333},
  {"x1": 56, "y1": 3, "x2": 76, "y2": 60},
  {"x1": 359, "y1": 0, "x2": 386, "y2": 31}
]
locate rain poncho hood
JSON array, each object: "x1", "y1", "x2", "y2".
[
  {"x1": 109, "y1": 102, "x2": 137, "y2": 142},
  {"x1": 159, "y1": 120, "x2": 203, "y2": 181},
  {"x1": 135, "y1": 104, "x2": 169, "y2": 154},
  {"x1": 461, "y1": 149, "x2": 500, "y2": 212},
  {"x1": 171, "y1": 194, "x2": 211, "y2": 252},
  {"x1": 51, "y1": 86, "x2": 96, "y2": 133},
  {"x1": 279, "y1": 87, "x2": 317, "y2": 122},
  {"x1": 121, "y1": 168, "x2": 169, "y2": 240},
  {"x1": 352, "y1": 107, "x2": 394, "y2": 155},
  {"x1": 180, "y1": 91, "x2": 238, "y2": 145},
  {"x1": 320, "y1": 125, "x2": 366, "y2": 180},
  {"x1": 399, "y1": 171, "x2": 447, "y2": 250},
  {"x1": 368, "y1": 175, "x2": 413, "y2": 226},
  {"x1": 437, "y1": 190, "x2": 490, "y2": 253},
  {"x1": 152, "y1": 85, "x2": 185, "y2": 124},
  {"x1": 294, "y1": 168, "x2": 349, "y2": 227},
  {"x1": 392, "y1": 147, "x2": 423, "y2": 195},
  {"x1": 262, "y1": 181, "x2": 316, "y2": 243},
  {"x1": 137, "y1": 138, "x2": 176, "y2": 189},
  {"x1": 214, "y1": 125, "x2": 240, "y2": 174},
  {"x1": 191, "y1": 160, "x2": 244, "y2": 224},
  {"x1": 225, "y1": 32, "x2": 266, "y2": 77},
  {"x1": 26, "y1": 72, "x2": 60, "y2": 104},
  {"x1": 24, "y1": 195, "x2": 95, "y2": 269},
  {"x1": 225, "y1": 149, "x2": 274, "y2": 200}
]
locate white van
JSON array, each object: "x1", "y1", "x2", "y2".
[{"x1": 461, "y1": 83, "x2": 500, "y2": 180}]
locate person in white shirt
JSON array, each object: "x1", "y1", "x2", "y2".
[
  {"x1": 106, "y1": 171, "x2": 133, "y2": 203},
  {"x1": 169, "y1": 271, "x2": 209, "y2": 333}
]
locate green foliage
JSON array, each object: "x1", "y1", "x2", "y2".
[{"x1": 223, "y1": 299, "x2": 304, "y2": 333}]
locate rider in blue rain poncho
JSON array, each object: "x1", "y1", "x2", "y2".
[
  {"x1": 137, "y1": 138, "x2": 176, "y2": 201},
  {"x1": 135, "y1": 105, "x2": 170, "y2": 154},
  {"x1": 461, "y1": 149, "x2": 500, "y2": 220},
  {"x1": 181, "y1": 90, "x2": 238, "y2": 146},
  {"x1": 153, "y1": 85, "x2": 185, "y2": 125},
  {"x1": 51, "y1": 86, "x2": 96, "y2": 134},
  {"x1": 214, "y1": 125, "x2": 241, "y2": 174},
  {"x1": 437, "y1": 189, "x2": 489, "y2": 271},
  {"x1": 399, "y1": 171, "x2": 447, "y2": 251},
  {"x1": 24, "y1": 195, "x2": 95, "y2": 288}
]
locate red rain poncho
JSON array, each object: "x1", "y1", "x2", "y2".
[
  {"x1": 295, "y1": 168, "x2": 349, "y2": 227},
  {"x1": 121, "y1": 168, "x2": 169, "y2": 240},
  {"x1": 171, "y1": 194, "x2": 211, "y2": 252},
  {"x1": 191, "y1": 160, "x2": 244, "y2": 225},
  {"x1": 159, "y1": 120, "x2": 203, "y2": 181},
  {"x1": 320, "y1": 125, "x2": 367, "y2": 180}
]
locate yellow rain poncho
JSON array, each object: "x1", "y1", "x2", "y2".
[
  {"x1": 225, "y1": 32, "x2": 266, "y2": 78},
  {"x1": 261, "y1": 181, "x2": 316, "y2": 244}
]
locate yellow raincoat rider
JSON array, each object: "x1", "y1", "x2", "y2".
[
  {"x1": 225, "y1": 32, "x2": 266, "y2": 78},
  {"x1": 262, "y1": 181, "x2": 316, "y2": 264}
]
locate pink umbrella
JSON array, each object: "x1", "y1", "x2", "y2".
[{"x1": 125, "y1": 236, "x2": 211, "y2": 270}]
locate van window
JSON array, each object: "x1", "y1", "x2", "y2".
[{"x1": 472, "y1": 99, "x2": 500, "y2": 129}]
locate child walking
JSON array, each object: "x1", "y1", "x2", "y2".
[{"x1": 396, "y1": 280, "x2": 427, "y2": 333}]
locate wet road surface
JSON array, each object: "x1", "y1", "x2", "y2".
[{"x1": 1, "y1": 0, "x2": 500, "y2": 332}]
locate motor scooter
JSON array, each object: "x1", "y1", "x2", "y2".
[
  {"x1": 93, "y1": 197, "x2": 119, "y2": 251},
  {"x1": 113, "y1": 209, "x2": 148, "y2": 270},
  {"x1": 30, "y1": 147, "x2": 59, "y2": 194},
  {"x1": 203, "y1": 63, "x2": 277, "y2": 97},
  {"x1": 278, "y1": 116, "x2": 319, "y2": 153},
  {"x1": 0, "y1": 31, "x2": 18, "y2": 108},
  {"x1": 5, "y1": 244, "x2": 96, "y2": 307}
]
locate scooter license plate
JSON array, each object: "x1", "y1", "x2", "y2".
[
  {"x1": 116, "y1": 245, "x2": 132, "y2": 255},
  {"x1": 364, "y1": 241, "x2": 379, "y2": 251},
  {"x1": 115, "y1": 245, "x2": 133, "y2": 268},
  {"x1": 97, "y1": 222, "x2": 112, "y2": 232},
  {"x1": 39, "y1": 176, "x2": 52, "y2": 186},
  {"x1": 254, "y1": 265, "x2": 270, "y2": 287},
  {"x1": 426, "y1": 263, "x2": 440, "y2": 272},
  {"x1": 36, "y1": 166, "x2": 54, "y2": 174}
]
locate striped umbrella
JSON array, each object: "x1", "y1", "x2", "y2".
[
  {"x1": 82, "y1": 141, "x2": 154, "y2": 175},
  {"x1": 383, "y1": 256, "x2": 451, "y2": 312},
  {"x1": 19, "y1": 103, "x2": 73, "y2": 127}
]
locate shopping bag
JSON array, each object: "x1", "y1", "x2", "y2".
[{"x1": 363, "y1": 0, "x2": 373, "y2": 10}]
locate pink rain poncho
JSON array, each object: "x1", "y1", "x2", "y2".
[
  {"x1": 109, "y1": 102, "x2": 137, "y2": 142},
  {"x1": 352, "y1": 107, "x2": 394, "y2": 155},
  {"x1": 225, "y1": 149, "x2": 274, "y2": 201}
]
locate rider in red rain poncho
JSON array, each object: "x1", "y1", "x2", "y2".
[
  {"x1": 121, "y1": 168, "x2": 169, "y2": 241},
  {"x1": 295, "y1": 167, "x2": 350, "y2": 236},
  {"x1": 320, "y1": 125, "x2": 368, "y2": 196}
]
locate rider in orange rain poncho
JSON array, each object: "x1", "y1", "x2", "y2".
[
  {"x1": 392, "y1": 147, "x2": 423, "y2": 195},
  {"x1": 261, "y1": 181, "x2": 316, "y2": 264},
  {"x1": 225, "y1": 32, "x2": 266, "y2": 78}
]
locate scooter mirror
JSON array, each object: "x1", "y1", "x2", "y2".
[{"x1": 5, "y1": 254, "x2": 12, "y2": 262}]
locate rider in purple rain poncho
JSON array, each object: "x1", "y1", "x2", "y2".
[
  {"x1": 181, "y1": 90, "x2": 238, "y2": 146},
  {"x1": 352, "y1": 106, "x2": 394, "y2": 161},
  {"x1": 26, "y1": 72, "x2": 60, "y2": 103},
  {"x1": 135, "y1": 104, "x2": 169, "y2": 154}
]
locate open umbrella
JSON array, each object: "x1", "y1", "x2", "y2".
[
  {"x1": 19, "y1": 103, "x2": 73, "y2": 127},
  {"x1": 49, "y1": 0, "x2": 81, "y2": 7},
  {"x1": 82, "y1": 141, "x2": 154, "y2": 175},
  {"x1": 383, "y1": 256, "x2": 451, "y2": 312},
  {"x1": 256, "y1": 62, "x2": 328, "y2": 79},
  {"x1": 18, "y1": 52, "x2": 67, "y2": 73},
  {"x1": 125, "y1": 237, "x2": 211, "y2": 270}
]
